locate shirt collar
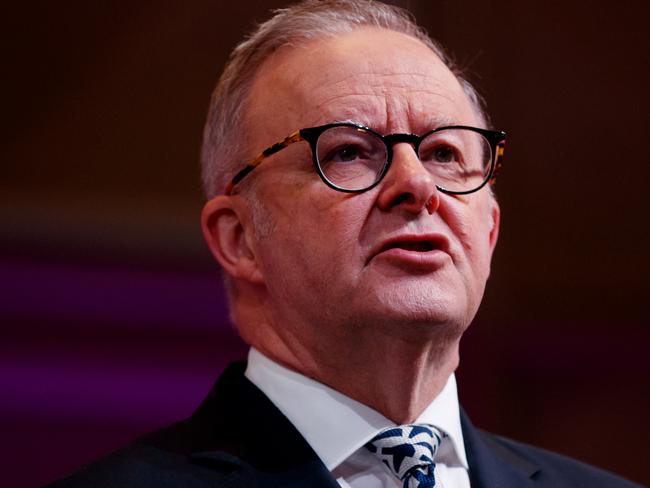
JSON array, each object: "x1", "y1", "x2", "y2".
[{"x1": 244, "y1": 348, "x2": 469, "y2": 471}]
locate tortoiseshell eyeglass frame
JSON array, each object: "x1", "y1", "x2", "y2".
[{"x1": 224, "y1": 122, "x2": 506, "y2": 195}]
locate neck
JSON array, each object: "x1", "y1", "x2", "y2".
[
  {"x1": 240, "y1": 303, "x2": 463, "y2": 424},
  {"x1": 312, "y1": 335, "x2": 461, "y2": 423}
]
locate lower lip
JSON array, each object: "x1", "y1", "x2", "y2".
[{"x1": 371, "y1": 248, "x2": 450, "y2": 269}]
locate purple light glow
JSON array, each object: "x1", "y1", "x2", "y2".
[{"x1": 0, "y1": 259, "x2": 230, "y2": 330}]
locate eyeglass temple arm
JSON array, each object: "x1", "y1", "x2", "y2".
[
  {"x1": 224, "y1": 130, "x2": 303, "y2": 195},
  {"x1": 489, "y1": 140, "x2": 506, "y2": 184}
]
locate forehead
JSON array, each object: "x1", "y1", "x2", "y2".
[{"x1": 247, "y1": 28, "x2": 477, "y2": 144}]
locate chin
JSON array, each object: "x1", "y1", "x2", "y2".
[{"x1": 350, "y1": 286, "x2": 472, "y2": 333}]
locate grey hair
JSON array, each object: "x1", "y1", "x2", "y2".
[{"x1": 200, "y1": 0, "x2": 490, "y2": 199}]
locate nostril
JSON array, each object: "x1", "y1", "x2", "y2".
[
  {"x1": 392, "y1": 193, "x2": 413, "y2": 206},
  {"x1": 426, "y1": 194, "x2": 439, "y2": 215}
]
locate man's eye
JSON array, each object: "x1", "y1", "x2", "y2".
[
  {"x1": 430, "y1": 145, "x2": 458, "y2": 163},
  {"x1": 336, "y1": 145, "x2": 362, "y2": 162},
  {"x1": 326, "y1": 144, "x2": 364, "y2": 163}
]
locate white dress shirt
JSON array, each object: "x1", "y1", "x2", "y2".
[{"x1": 245, "y1": 348, "x2": 471, "y2": 487}]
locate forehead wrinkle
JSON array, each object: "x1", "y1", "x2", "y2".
[
  {"x1": 314, "y1": 90, "x2": 382, "y2": 107},
  {"x1": 252, "y1": 38, "x2": 475, "y2": 139},
  {"x1": 405, "y1": 96, "x2": 463, "y2": 132},
  {"x1": 311, "y1": 91, "x2": 464, "y2": 133},
  {"x1": 310, "y1": 89, "x2": 386, "y2": 127},
  {"x1": 306, "y1": 71, "x2": 469, "y2": 130},
  {"x1": 313, "y1": 70, "x2": 451, "y2": 96}
]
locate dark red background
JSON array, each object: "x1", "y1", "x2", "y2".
[{"x1": 2, "y1": 1, "x2": 648, "y2": 486}]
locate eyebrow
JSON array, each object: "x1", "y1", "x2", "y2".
[
  {"x1": 413, "y1": 115, "x2": 460, "y2": 132},
  {"x1": 332, "y1": 115, "x2": 461, "y2": 134}
]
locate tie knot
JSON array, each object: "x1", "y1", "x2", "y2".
[{"x1": 365, "y1": 424, "x2": 446, "y2": 487}]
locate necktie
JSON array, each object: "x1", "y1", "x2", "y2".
[{"x1": 365, "y1": 424, "x2": 446, "y2": 488}]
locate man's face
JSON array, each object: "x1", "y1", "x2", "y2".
[{"x1": 241, "y1": 28, "x2": 499, "y2": 345}]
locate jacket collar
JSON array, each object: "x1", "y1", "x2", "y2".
[
  {"x1": 461, "y1": 408, "x2": 540, "y2": 487},
  {"x1": 161, "y1": 361, "x2": 339, "y2": 487}
]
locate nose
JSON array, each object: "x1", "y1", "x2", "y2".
[{"x1": 376, "y1": 143, "x2": 440, "y2": 215}]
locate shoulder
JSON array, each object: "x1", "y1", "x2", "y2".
[
  {"x1": 43, "y1": 362, "x2": 323, "y2": 488},
  {"x1": 44, "y1": 361, "x2": 254, "y2": 487},
  {"x1": 480, "y1": 430, "x2": 643, "y2": 487},
  {"x1": 42, "y1": 441, "x2": 246, "y2": 488}
]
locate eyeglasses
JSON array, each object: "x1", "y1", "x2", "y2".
[{"x1": 225, "y1": 122, "x2": 506, "y2": 195}]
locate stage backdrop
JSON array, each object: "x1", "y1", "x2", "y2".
[{"x1": 2, "y1": 1, "x2": 648, "y2": 486}]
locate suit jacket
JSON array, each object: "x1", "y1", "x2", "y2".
[{"x1": 47, "y1": 361, "x2": 641, "y2": 487}]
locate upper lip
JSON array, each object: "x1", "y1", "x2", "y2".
[{"x1": 366, "y1": 233, "x2": 451, "y2": 264}]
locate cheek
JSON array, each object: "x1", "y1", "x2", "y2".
[
  {"x1": 307, "y1": 191, "x2": 372, "y2": 252},
  {"x1": 265, "y1": 196, "x2": 367, "y2": 273},
  {"x1": 444, "y1": 198, "x2": 494, "y2": 269},
  {"x1": 331, "y1": 211, "x2": 369, "y2": 249}
]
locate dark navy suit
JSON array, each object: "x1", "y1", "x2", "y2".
[{"x1": 46, "y1": 362, "x2": 641, "y2": 487}]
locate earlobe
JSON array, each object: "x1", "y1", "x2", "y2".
[
  {"x1": 201, "y1": 196, "x2": 264, "y2": 284},
  {"x1": 488, "y1": 200, "x2": 500, "y2": 252}
]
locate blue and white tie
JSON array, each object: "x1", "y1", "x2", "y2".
[{"x1": 365, "y1": 424, "x2": 446, "y2": 488}]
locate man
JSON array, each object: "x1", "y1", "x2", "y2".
[{"x1": 48, "y1": 1, "x2": 639, "y2": 487}]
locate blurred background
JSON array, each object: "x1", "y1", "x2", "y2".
[{"x1": 2, "y1": 1, "x2": 648, "y2": 486}]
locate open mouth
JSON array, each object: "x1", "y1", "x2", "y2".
[{"x1": 384, "y1": 240, "x2": 436, "y2": 252}]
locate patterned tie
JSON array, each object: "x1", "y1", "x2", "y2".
[{"x1": 365, "y1": 424, "x2": 446, "y2": 488}]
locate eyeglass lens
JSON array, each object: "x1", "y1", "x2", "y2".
[{"x1": 315, "y1": 126, "x2": 493, "y2": 193}]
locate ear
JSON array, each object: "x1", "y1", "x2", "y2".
[
  {"x1": 488, "y1": 198, "x2": 500, "y2": 254},
  {"x1": 201, "y1": 196, "x2": 264, "y2": 284}
]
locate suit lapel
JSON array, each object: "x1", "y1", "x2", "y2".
[
  {"x1": 461, "y1": 408, "x2": 539, "y2": 487},
  {"x1": 184, "y1": 361, "x2": 340, "y2": 487}
]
